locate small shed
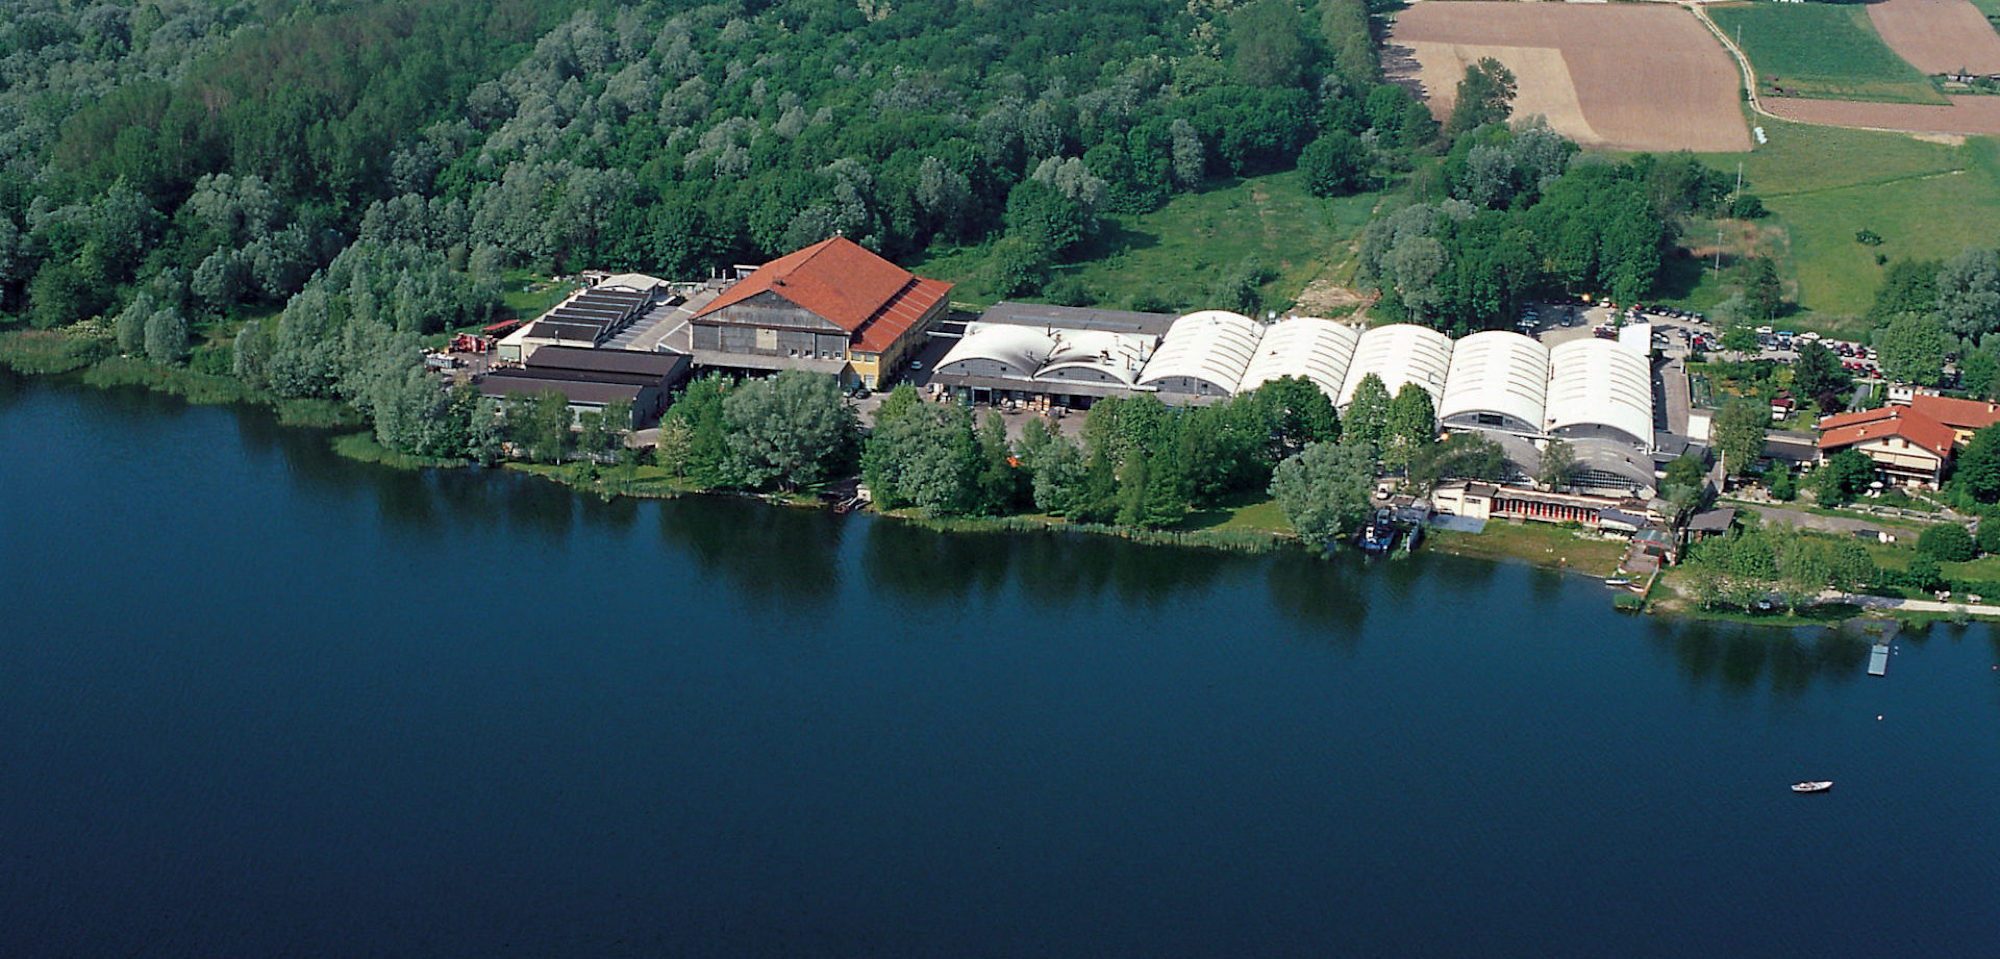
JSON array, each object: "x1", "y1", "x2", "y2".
[{"x1": 1686, "y1": 507, "x2": 1737, "y2": 541}]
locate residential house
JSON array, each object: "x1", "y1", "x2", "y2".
[{"x1": 1816, "y1": 405, "x2": 1955, "y2": 487}]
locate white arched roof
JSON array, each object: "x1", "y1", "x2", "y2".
[
  {"x1": 1546, "y1": 338, "x2": 1653, "y2": 446},
  {"x1": 935, "y1": 323, "x2": 1055, "y2": 378},
  {"x1": 1337, "y1": 323, "x2": 1453, "y2": 408},
  {"x1": 1138, "y1": 310, "x2": 1263, "y2": 393},
  {"x1": 1236, "y1": 317, "x2": 1361, "y2": 401},
  {"x1": 1038, "y1": 329, "x2": 1152, "y2": 386},
  {"x1": 1437, "y1": 330, "x2": 1549, "y2": 432}
]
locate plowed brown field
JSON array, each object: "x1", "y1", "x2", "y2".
[
  {"x1": 1866, "y1": 0, "x2": 2000, "y2": 75},
  {"x1": 1764, "y1": 94, "x2": 2000, "y2": 136},
  {"x1": 1388, "y1": 2, "x2": 1750, "y2": 152}
]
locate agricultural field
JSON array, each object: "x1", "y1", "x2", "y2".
[
  {"x1": 1865, "y1": 0, "x2": 2000, "y2": 75},
  {"x1": 914, "y1": 171, "x2": 1381, "y2": 315},
  {"x1": 1763, "y1": 95, "x2": 2000, "y2": 137},
  {"x1": 1387, "y1": 2, "x2": 1749, "y2": 152},
  {"x1": 1694, "y1": 121, "x2": 2000, "y2": 329},
  {"x1": 1708, "y1": 2, "x2": 1947, "y2": 104}
]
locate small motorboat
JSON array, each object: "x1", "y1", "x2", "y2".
[
  {"x1": 1604, "y1": 577, "x2": 1632, "y2": 587},
  {"x1": 1791, "y1": 781, "x2": 1833, "y2": 793}
]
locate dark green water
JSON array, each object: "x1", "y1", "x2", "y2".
[{"x1": 3, "y1": 370, "x2": 1997, "y2": 957}]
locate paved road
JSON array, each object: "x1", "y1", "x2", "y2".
[
  {"x1": 1722, "y1": 499, "x2": 1924, "y2": 536},
  {"x1": 1836, "y1": 593, "x2": 2000, "y2": 616}
]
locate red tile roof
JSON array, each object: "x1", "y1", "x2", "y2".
[
  {"x1": 1816, "y1": 406, "x2": 1899, "y2": 432},
  {"x1": 1905, "y1": 394, "x2": 2000, "y2": 432},
  {"x1": 1817, "y1": 406, "x2": 1955, "y2": 460},
  {"x1": 693, "y1": 236, "x2": 951, "y2": 354}
]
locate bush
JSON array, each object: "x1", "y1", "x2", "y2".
[
  {"x1": 1917, "y1": 522, "x2": 1977, "y2": 562},
  {"x1": 1769, "y1": 468, "x2": 1796, "y2": 501},
  {"x1": 1977, "y1": 520, "x2": 2000, "y2": 556},
  {"x1": 1907, "y1": 553, "x2": 1945, "y2": 592}
]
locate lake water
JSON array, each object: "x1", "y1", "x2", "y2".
[{"x1": 3, "y1": 370, "x2": 1997, "y2": 957}]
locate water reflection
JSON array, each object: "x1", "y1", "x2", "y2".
[
  {"x1": 859, "y1": 519, "x2": 1230, "y2": 608},
  {"x1": 657, "y1": 495, "x2": 845, "y2": 601},
  {"x1": 1647, "y1": 619, "x2": 1872, "y2": 695},
  {"x1": 0, "y1": 368, "x2": 22, "y2": 409},
  {"x1": 1263, "y1": 551, "x2": 1368, "y2": 644}
]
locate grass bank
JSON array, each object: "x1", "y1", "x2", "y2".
[
  {"x1": 1423, "y1": 520, "x2": 1627, "y2": 578},
  {"x1": 331, "y1": 432, "x2": 468, "y2": 469},
  {"x1": 1710, "y1": 3, "x2": 1947, "y2": 105},
  {"x1": 912, "y1": 170, "x2": 1380, "y2": 313},
  {"x1": 507, "y1": 462, "x2": 701, "y2": 499}
]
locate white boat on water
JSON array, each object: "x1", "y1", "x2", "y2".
[{"x1": 1792, "y1": 781, "x2": 1833, "y2": 793}]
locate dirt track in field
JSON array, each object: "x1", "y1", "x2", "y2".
[
  {"x1": 1388, "y1": 2, "x2": 1749, "y2": 152},
  {"x1": 1764, "y1": 94, "x2": 2000, "y2": 136},
  {"x1": 1865, "y1": 0, "x2": 2000, "y2": 75}
]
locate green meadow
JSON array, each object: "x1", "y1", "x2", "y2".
[
  {"x1": 1709, "y1": 2, "x2": 1946, "y2": 104},
  {"x1": 1696, "y1": 120, "x2": 2000, "y2": 331},
  {"x1": 914, "y1": 170, "x2": 1380, "y2": 313}
]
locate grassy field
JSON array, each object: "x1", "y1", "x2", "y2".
[
  {"x1": 1692, "y1": 119, "x2": 2000, "y2": 331},
  {"x1": 1709, "y1": 2, "x2": 1947, "y2": 104},
  {"x1": 1425, "y1": 520, "x2": 1627, "y2": 577},
  {"x1": 1176, "y1": 492, "x2": 1292, "y2": 534},
  {"x1": 497, "y1": 270, "x2": 579, "y2": 325},
  {"x1": 913, "y1": 171, "x2": 1381, "y2": 313}
]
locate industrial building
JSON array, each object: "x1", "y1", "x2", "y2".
[
  {"x1": 927, "y1": 302, "x2": 1176, "y2": 407},
  {"x1": 932, "y1": 308, "x2": 1659, "y2": 493},
  {"x1": 496, "y1": 273, "x2": 671, "y2": 362},
  {"x1": 480, "y1": 345, "x2": 690, "y2": 428},
  {"x1": 688, "y1": 236, "x2": 951, "y2": 389}
]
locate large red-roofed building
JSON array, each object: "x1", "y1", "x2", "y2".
[
  {"x1": 690, "y1": 236, "x2": 952, "y2": 388},
  {"x1": 1816, "y1": 405, "x2": 1957, "y2": 487}
]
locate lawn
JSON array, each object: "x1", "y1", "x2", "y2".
[
  {"x1": 1176, "y1": 491, "x2": 1292, "y2": 534},
  {"x1": 496, "y1": 270, "x2": 579, "y2": 326},
  {"x1": 1709, "y1": 2, "x2": 1947, "y2": 104},
  {"x1": 1426, "y1": 520, "x2": 1627, "y2": 577},
  {"x1": 1693, "y1": 120, "x2": 2000, "y2": 328},
  {"x1": 911, "y1": 171, "x2": 1382, "y2": 314}
]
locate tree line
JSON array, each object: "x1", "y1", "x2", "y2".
[{"x1": 630, "y1": 367, "x2": 1500, "y2": 548}]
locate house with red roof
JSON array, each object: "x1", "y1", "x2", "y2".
[
  {"x1": 689, "y1": 236, "x2": 952, "y2": 389},
  {"x1": 1900, "y1": 393, "x2": 2000, "y2": 447},
  {"x1": 1816, "y1": 405, "x2": 1956, "y2": 487}
]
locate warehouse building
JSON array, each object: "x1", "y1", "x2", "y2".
[
  {"x1": 1235, "y1": 317, "x2": 1360, "y2": 400},
  {"x1": 497, "y1": 274, "x2": 668, "y2": 362},
  {"x1": 1436, "y1": 331, "x2": 1549, "y2": 435},
  {"x1": 1337, "y1": 323, "x2": 1454, "y2": 409},
  {"x1": 479, "y1": 345, "x2": 690, "y2": 429},
  {"x1": 689, "y1": 236, "x2": 951, "y2": 388},
  {"x1": 928, "y1": 302, "x2": 1173, "y2": 408},
  {"x1": 1137, "y1": 310, "x2": 1264, "y2": 401}
]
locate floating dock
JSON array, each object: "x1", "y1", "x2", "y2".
[{"x1": 1868, "y1": 643, "x2": 1890, "y2": 677}]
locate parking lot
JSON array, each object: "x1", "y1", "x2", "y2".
[{"x1": 1516, "y1": 300, "x2": 1880, "y2": 378}]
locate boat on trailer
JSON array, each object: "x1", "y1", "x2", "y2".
[{"x1": 1791, "y1": 781, "x2": 1833, "y2": 794}]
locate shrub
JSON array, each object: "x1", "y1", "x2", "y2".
[
  {"x1": 1977, "y1": 520, "x2": 2000, "y2": 556},
  {"x1": 1917, "y1": 522, "x2": 1977, "y2": 562},
  {"x1": 1907, "y1": 553, "x2": 1945, "y2": 591}
]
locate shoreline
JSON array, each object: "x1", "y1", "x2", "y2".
[{"x1": 4, "y1": 358, "x2": 1968, "y2": 629}]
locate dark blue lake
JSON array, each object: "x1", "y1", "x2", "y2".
[{"x1": 2, "y1": 370, "x2": 1997, "y2": 957}]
